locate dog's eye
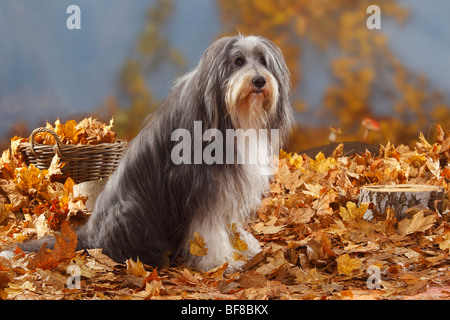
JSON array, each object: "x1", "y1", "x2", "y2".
[
  {"x1": 234, "y1": 58, "x2": 245, "y2": 66},
  {"x1": 259, "y1": 57, "x2": 267, "y2": 66}
]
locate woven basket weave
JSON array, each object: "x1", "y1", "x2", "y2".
[{"x1": 18, "y1": 127, "x2": 127, "y2": 183}]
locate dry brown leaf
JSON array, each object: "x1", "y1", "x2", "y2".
[
  {"x1": 256, "y1": 250, "x2": 287, "y2": 276},
  {"x1": 289, "y1": 207, "x2": 315, "y2": 224},
  {"x1": 126, "y1": 257, "x2": 147, "y2": 277},
  {"x1": 203, "y1": 262, "x2": 228, "y2": 279},
  {"x1": 239, "y1": 271, "x2": 267, "y2": 288},
  {"x1": 398, "y1": 210, "x2": 437, "y2": 236}
]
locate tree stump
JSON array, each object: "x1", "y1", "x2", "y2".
[{"x1": 358, "y1": 184, "x2": 446, "y2": 220}]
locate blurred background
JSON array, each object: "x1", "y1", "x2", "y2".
[{"x1": 1, "y1": 0, "x2": 450, "y2": 152}]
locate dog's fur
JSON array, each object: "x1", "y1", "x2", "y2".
[{"x1": 17, "y1": 35, "x2": 293, "y2": 272}]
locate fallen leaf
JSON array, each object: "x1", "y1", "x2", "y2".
[
  {"x1": 203, "y1": 262, "x2": 228, "y2": 280},
  {"x1": 239, "y1": 271, "x2": 267, "y2": 288},
  {"x1": 28, "y1": 221, "x2": 77, "y2": 270},
  {"x1": 190, "y1": 232, "x2": 208, "y2": 256},
  {"x1": 289, "y1": 207, "x2": 315, "y2": 224},
  {"x1": 253, "y1": 222, "x2": 285, "y2": 235},
  {"x1": 336, "y1": 254, "x2": 362, "y2": 276},
  {"x1": 398, "y1": 210, "x2": 437, "y2": 236},
  {"x1": 339, "y1": 202, "x2": 369, "y2": 222},
  {"x1": 126, "y1": 258, "x2": 147, "y2": 277},
  {"x1": 256, "y1": 250, "x2": 287, "y2": 276},
  {"x1": 439, "y1": 236, "x2": 450, "y2": 251},
  {"x1": 15, "y1": 164, "x2": 48, "y2": 194},
  {"x1": 309, "y1": 152, "x2": 338, "y2": 173}
]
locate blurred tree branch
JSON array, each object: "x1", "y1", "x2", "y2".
[
  {"x1": 106, "y1": 0, "x2": 186, "y2": 140},
  {"x1": 218, "y1": 0, "x2": 450, "y2": 150}
]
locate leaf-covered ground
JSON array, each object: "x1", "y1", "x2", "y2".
[{"x1": 1, "y1": 123, "x2": 450, "y2": 300}]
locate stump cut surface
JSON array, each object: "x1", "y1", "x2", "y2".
[{"x1": 359, "y1": 184, "x2": 445, "y2": 220}]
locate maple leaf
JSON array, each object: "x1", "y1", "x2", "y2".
[
  {"x1": 14, "y1": 164, "x2": 48, "y2": 194},
  {"x1": 255, "y1": 250, "x2": 287, "y2": 276},
  {"x1": 190, "y1": 232, "x2": 208, "y2": 256},
  {"x1": 0, "y1": 161, "x2": 15, "y2": 181},
  {"x1": 144, "y1": 278, "x2": 163, "y2": 297},
  {"x1": 53, "y1": 119, "x2": 84, "y2": 145},
  {"x1": 253, "y1": 221, "x2": 285, "y2": 235},
  {"x1": 76, "y1": 117, "x2": 117, "y2": 144},
  {"x1": 203, "y1": 262, "x2": 228, "y2": 279},
  {"x1": 280, "y1": 149, "x2": 304, "y2": 169},
  {"x1": 142, "y1": 268, "x2": 161, "y2": 285},
  {"x1": 28, "y1": 221, "x2": 77, "y2": 270},
  {"x1": 47, "y1": 199, "x2": 69, "y2": 230},
  {"x1": 336, "y1": 254, "x2": 362, "y2": 276},
  {"x1": 126, "y1": 257, "x2": 148, "y2": 277},
  {"x1": 46, "y1": 154, "x2": 65, "y2": 178},
  {"x1": 38, "y1": 117, "x2": 117, "y2": 146},
  {"x1": 339, "y1": 202, "x2": 369, "y2": 222},
  {"x1": 289, "y1": 207, "x2": 315, "y2": 224},
  {"x1": 398, "y1": 210, "x2": 437, "y2": 236},
  {"x1": 309, "y1": 152, "x2": 337, "y2": 173}
]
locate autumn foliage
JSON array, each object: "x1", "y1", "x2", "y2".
[
  {"x1": 1, "y1": 1, "x2": 450, "y2": 300},
  {"x1": 1, "y1": 120, "x2": 450, "y2": 299}
]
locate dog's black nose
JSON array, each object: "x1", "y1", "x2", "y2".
[{"x1": 252, "y1": 76, "x2": 266, "y2": 89}]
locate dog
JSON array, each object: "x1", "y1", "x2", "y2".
[{"x1": 15, "y1": 35, "x2": 294, "y2": 272}]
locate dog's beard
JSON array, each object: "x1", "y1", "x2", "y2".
[{"x1": 225, "y1": 68, "x2": 279, "y2": 130}]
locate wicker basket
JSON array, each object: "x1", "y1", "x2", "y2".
[{"x1": 18, "y1": 127, "x2": 127, "y2": 183}]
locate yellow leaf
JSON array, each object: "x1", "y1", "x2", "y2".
[
  {"x1": 309, "y1": 152, "x2": 337, "y2": 173},
  {"x1": 229, "y1": 223, "x2": 248, "y2": 252},
  {"x1": 190, "y1": 232, "x2": 208, "y2": 256},
  {"x1": 54, "y1": 119, "x2": 83, "y2": 144},
  {"x1": 279, "y1": 149, "x2": 291, "y2": 160},
  {"x1": 15, "y1": 164, "x2": 48, "y2": 192},
  {"x1": 64, "y1": 177, "x2": 75, "y2": 198},
  {"x1": 336, "y1": 254, "x2": 362, "y2": 276},
  {"x1": 339, "y1": 202, "x2": 369, "y2": 222}
]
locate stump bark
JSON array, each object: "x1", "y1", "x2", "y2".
[{"x1": 358, "y1": 184, "x2": 445, "y2": 220}]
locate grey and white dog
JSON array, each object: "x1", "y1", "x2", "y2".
[{"x1": 17, "y1": 35, "x2": 293, "y2": 272}]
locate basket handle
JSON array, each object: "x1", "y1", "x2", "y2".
[{"x1": 29, "y1": 127, "x2": 63, "y2": 157}]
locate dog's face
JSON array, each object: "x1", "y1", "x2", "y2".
[
  {"x1": 195, "y1": 35, "x2": 292, "y2": 132},
  {"x1": 224, "y1": 37, "x2": 280, "y2": 127}
]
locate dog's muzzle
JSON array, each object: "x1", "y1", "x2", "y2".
[{"x1": 252, "y1": 76, "x2": 266, "y2": 89}]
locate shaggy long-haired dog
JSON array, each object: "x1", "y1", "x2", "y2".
[{"x1": 17, "y1": 35, "x2": 293, "y2": 271}]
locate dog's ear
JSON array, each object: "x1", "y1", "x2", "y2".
[
  {"x1": 259, "y1": 37, "x2": 291, "y2": 102},
  {"x1": 194, "y1": 37, "x2": 236, "y2": 129},
  {"x1": 259, "y1": 37, "x2": 294, "y2": 144}
]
